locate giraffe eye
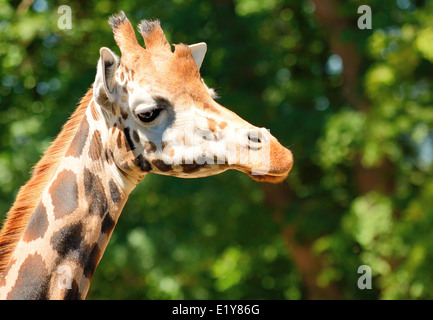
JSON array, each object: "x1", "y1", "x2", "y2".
[{"x1": 137, "y1": 107, "x2": 163, "y2": 123}]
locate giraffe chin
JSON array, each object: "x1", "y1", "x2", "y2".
[{"x1": 248, "y1": 172, "x2": 289, "y2": 184}]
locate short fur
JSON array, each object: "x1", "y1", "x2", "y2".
[{"x1": 0, "y1": 87, "x2": 93, "y2": 276}]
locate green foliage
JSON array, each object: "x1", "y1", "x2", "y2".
[{"x1": 1, "y1": 0, "x2": 433, "y2": 300}]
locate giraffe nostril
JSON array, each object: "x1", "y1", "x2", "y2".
[
  {"x1": 247, "y1": 131, "x2": 262, "y2": 144},
  {"x1": 248, "y1": 135, "x2": 261, "y2": 143}
]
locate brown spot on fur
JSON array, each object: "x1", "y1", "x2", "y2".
[
  {"x1": 201, "y1": 102, "x2": 220, "y2": 114},
  {"x1": 50, "y1": 170, "x2": 79, "y2": 220},
  {"x1": 182, "y1": 162, "x2": 202, "y2": 173},
  {"x1": 90, "y1": 101, "x2": 100, "y2": 121},
  {"x1": 133, "y1": 130, "x2": 140, "y2": 143},
  {"x1": 65, "y1": 116, "x2": 89, "y2": 158},
  {"x1": 84, "y1": 244, "x2": 102, "y2": 279},
  {"x1": 109, "y1": 150, "x2": 115, "y2": 164},
  {"x1": 134, "y1": 155, "x2": 152, "y2": 172},
  {"x1": 7, "y1": 254, "x2": 49, "y2": 300},
  {"x1": 109, "y1": 179, "x2": 121, "y2": 203},
  {"x1": 219, "y1": 121, "x2": 227, "y2": 129},
  {"x1": 121, "y1": 96, "x2": 127, "y2": 103},
  {"x1": 101, "y1": 212, "x2": 116, "y2": 235},
  {"x1": 105, "y1": 149, "x2": 114, "y2": 165},
  {"x1": 120, "y1": 73, "x2": 124, "y2": 82},
  {"x1": 83, "y1": 168, "x2": 108, "y2": 217},
  {"x1": 144, "y1": 141, "x2": 157, "y2": 153},
  {"x1": 123, "y1": 127, "x2": 135, "y2": 151},
  {"x1": 120, "y1": 108, "x2": 129, "y2": 120},
  {"x1": 117, "y1": 131, "x2": 123, "y2": 149},
  {"x1": 207, "y1": 117, "x2": 217, "y2": 132},
  {"x1": 88, "y1": 130, "x2": 103, "y2": 161},
  {"x1": 22, "y1": 202, "x2": 48, "y2": 242},
  {"x1": 122, "y1": 87, "x2": 128, "y2": 94},
  {"x1": 50, "y1": 222, "x2": 83, "y2": 259},
  {"x1": 152, "y1": 159, "x2": 172, "y2": 172},
  {"x1": 111, "y1": 123, "x2": 117, "y2": 134}
]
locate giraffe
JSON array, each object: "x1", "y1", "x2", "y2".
[{"x1": 0, "y1": 12, "x2": 293, "y2": 299}]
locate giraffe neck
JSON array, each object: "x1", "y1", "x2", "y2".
[{"x1": 0, "y1": 98, "x2": 140, "y2": 299}]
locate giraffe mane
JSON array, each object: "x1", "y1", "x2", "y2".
[{"x1": 0, "y1": 87, "x2": 93, "y2": 276}]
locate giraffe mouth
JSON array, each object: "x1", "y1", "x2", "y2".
[{"x1": 247, "y1": 172, "x2": 289, "y2": 183}]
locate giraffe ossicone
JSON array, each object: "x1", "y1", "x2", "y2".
[{"x1": 0, "y1": 11, "x2": 293, "y2": 299}]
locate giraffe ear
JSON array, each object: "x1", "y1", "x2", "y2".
[
  {"x1": 95, "y1": 47, "x2": 119, "y2": 103},
  {"x1": 189, "y1": 42, "x2": 207, "y2": 69}
]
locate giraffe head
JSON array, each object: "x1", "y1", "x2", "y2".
[{"x1": 93, "y1": 12, "x2": 293, "y2": 186}]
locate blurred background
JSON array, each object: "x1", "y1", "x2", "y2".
[{"x1": 1, "y1": 0, "x2": 433, "y2": 299}]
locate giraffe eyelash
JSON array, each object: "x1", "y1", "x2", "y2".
[{"x1": 136, "y1": 106, "x2": 164, "y2": 123}]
